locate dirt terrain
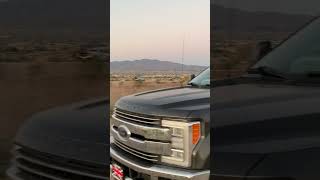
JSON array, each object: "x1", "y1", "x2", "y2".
[{"x1": 110, "y1": 73, "x2": 192, "y2": 110}]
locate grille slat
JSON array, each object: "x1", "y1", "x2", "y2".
[
  {"x1": 114, "y1": 140, "x2": 158, "y2": 158},
  {"x1": 12, "y1": 146, "x2": 107, "y2": 180},
  {"x1": 15, "y1": 154, "x2": 106, "y2": 179},
  {"x1": 15, "y1": 161, "x2": 65, "y2": 180},
  {"x1": 114, "y1": 140, "x2": 159, "y2": 162},
  {"x1": 115, "y1": 108, "x2": 159, "y2": 121},
  {"x1": 113, "y1": 113, "x2": 159, "y2": 125},
  {"x1": 112, "y1": 117, "x2": 171, "y2": 141},
  {"x1": 114, "y1": 108, "x2": 161, "y2": 126},
  {"x1": 111, "y1": 126, "x2": 172, "y2": 155}
]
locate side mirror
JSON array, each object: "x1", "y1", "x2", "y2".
[
  {"x1": 255, "y1": 41, "x2": 272, "y2": 61},
  {"x1": 190, "y1": 74, "x2": 196, "y2": 80}
]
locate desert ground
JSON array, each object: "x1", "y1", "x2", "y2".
[{"x1": 110, "y1": 73, "x2": 193, "y2": 110}]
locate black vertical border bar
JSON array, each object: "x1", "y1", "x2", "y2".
[
  {"x1": 106, "y1": 0, "x2": 111, "y2": 177},
  {"x1": 210, "y1": 0, "x2": 213, "y2": 179}
]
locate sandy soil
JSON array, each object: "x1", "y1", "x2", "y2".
[{"x1": 110, "y1": 80, "x2": 183, "y2": 110}]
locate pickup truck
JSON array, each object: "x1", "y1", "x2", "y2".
[
  {"x1": 6, "y1": 98, "x2": 109, "y2": 180},
  {"x1": 110, "y1": 68, "x2": 210, "y2": 180},
  {"x1": 213, "y1": 16, "x2": 320, "y2": 180},
  {"x1": 6, "y1": 13, "x2": 319, "y2": 180}
]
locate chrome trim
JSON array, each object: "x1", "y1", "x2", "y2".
[
  {"x1": 112, "y1": 116, "x2": 171, "y2": 141},
  {"x1": 111, "y1": 126, "x2": 171, "y2": 155},
  {"x1": 115, "y1": 108, "x2": 160, "y2": 121},
  {"x1": 114, "y1": 140, "x2": 159, "y2": 162},
  {"x1": 114, "y1": 140, "x2": 158, "y2": 158},
  {"x1": 111, "y1": 146, "x2": 210, "y2": 180},
  {"x1": 113, "y1": 113, "x2": 159, "y2": 125},
  {"x1": 114, "y1": 108, "x2": 161, "y2": 125}
]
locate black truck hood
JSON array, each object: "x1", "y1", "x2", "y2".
[
  {"x1": 214, "y1": 83, "x2": 320, "y2": 152},
  {"x1": 212, "y1": 82, "x2": 320, "y2": 177},
  {"x1": 214, "y1": 83, "x2": 320, "y2": 128},
  {"x1": 15, "y1": 98, "x2": 108, "y2": 165},
  {"x1": 116, "y1": 86, "x2": 210, "y2": 118}
]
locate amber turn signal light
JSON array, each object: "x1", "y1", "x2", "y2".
[{"x1": 192, "y1": 123, "x2": 200, "y2": 144}]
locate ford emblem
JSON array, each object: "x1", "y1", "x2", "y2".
[{"x1": 118, "y1": 125, "x2": 131, "y2": 141}]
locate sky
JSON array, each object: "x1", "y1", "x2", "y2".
[{"x1": 111, "y1": 0, "x2": 210, "y2": 66}]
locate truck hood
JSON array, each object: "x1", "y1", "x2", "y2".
[
  {"x1": 15, "y1": 98, "x2": 108, "y2": 165},
  {"x1": 116, "y1": 86, "x2": 210, "y2": 118},
  {"x1": 212, "y1": 82, "x2": 320, "y2": 177},
  {"x1": 214, "y1": 83, "x2": 320, "y2": 151}
]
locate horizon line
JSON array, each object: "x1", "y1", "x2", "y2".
[{"x1": 111, "y1": 59, "x2": 209, "y2": 66}]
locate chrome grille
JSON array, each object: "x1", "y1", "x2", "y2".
[
  {"x1": 9, "y1": 146, "x2": 107, "y2": 180},
  {"x1": 113, "y1": 108, "x2": 161, "y2": 126},
  {"x1": 111, "y1": 108, "x2": 170, "y2": 163},
  {"x1": 114, "y1": 139, "x2": 159, "y2": 162}
]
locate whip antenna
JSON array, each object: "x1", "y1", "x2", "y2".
[{"x1": 181, "y1": 36, "x2": 185, "y2": 74}]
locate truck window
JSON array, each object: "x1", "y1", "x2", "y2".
[
  {"x1": 254, "y1": 17, "x2": 320, "y2": 75},
  {"x1": 212, "y1": 0, "x2": 319, "y2": 79},
  {"x1": 189, "y1": 68, "x2": 210, "y2": 87}
]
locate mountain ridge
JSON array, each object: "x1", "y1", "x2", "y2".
[
  {"x1": 211, "y1": 4, "x2": 314, "y2": 33},
  {"x1": 111, "y1": 59, "x2": 207, "y2": 73}
]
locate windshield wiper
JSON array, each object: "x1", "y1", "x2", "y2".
[
  {"x1": 187, "y1": 82, "x2": 210, "y2": 88},
  {"x1": 247, "y1": 66, "x2": 287, "y2": 80},
  {"x1": 187, "y1": 82, "x2": 200, "y2": 87}
]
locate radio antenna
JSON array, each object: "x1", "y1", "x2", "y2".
[{"x1": 181, "y1": 36, "x2": 185, "y2": 74}]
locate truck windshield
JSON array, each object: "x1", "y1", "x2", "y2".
[
  {"x1": 253, "y1": 17, "x2": 320, "y2": 78},
  {"x1": 188, "y1": 68, "x2": 210, "y2": 87}
]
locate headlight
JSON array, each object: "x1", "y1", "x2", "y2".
[{"x1": 161, "y1": 120, "x2": 201, "y2": 167}]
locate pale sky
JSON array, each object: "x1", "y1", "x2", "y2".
[{"x1": 111, "y1": 0, "x2": 210, "y2": 66}]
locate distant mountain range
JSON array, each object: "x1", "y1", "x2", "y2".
[
  {"x1": 110, "y1": 59, "x2": 207, "y2": 73},
  {"x1": 212, "y1": 4, "x2": 314, "y2": 33}
]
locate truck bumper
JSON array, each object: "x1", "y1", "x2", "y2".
[{"x1": 110, "y1": 147, "x2": 210, "y2": 180}]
